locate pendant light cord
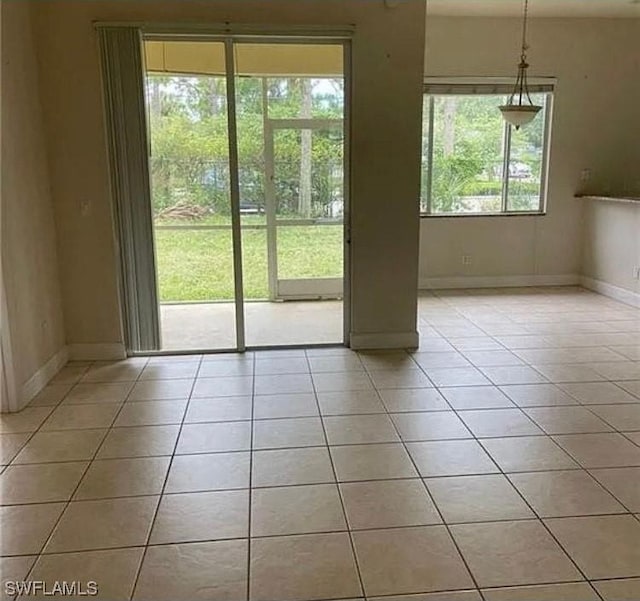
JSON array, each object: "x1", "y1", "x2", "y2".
[{"x1": 521, "y1": 0, "x2": 530, "y2": 60}]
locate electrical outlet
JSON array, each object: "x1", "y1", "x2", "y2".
[
  {"x1": 580, "y1": 169, "x2": 592, "y2": 183},
  {"x1": 633, "y1": 267, "x2": 640, "y2": 280},
  {"x1": 462, "y1": 255, "x2": 472, "y2": 266}
]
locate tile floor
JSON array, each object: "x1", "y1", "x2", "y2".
[{"x1": 1, "y1": 286, "x2": 640, "y2": 600}]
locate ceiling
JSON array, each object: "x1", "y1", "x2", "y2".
[{"x1": 426, "y1": 0, "x2": 640, "y2": 18}]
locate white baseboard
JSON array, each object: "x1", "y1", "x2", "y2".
[
  {"x1": 419, "y1": 274, "x2": 580, "y2": 290},
  {"x1": 580, "y1": 276, "x2": 640, "y2": 308},
  {"x1": 68, "y1": 343, "x2": 127, "y2": 361},
  {"x1": 19, "y1": 346, "x2": 69, "y2": 411},
  {"x1": 350, "y1": 331, "x2": 419, "y2": 350}
]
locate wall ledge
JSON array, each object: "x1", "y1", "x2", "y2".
[
  {"x1": 19, "y1": 346, "x2": 69, "y2": 411},
  {"x1": 419, "y1": 274, "x2": 580, "y2": 290},
  {"x1": 580, "y1": 276, "x2": 640, "y2": 309},
  {"x1": 350, "y1": 331, "x2": 419, "y2": 350},
  {"x1": 68, "y1": 343, "x2": 127, "y2": 361}
]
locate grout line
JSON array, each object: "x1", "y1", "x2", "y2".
[
  {"x1": 127, "y1": 354, "x2": 203, "y2": 601},
  {"x1": 304, "y1": 348, "x2": 368, "y2": 601},
  {"x1": 471, "y1": 435, "x2": 605, "y2": 599},
  {"x1": 357, "y1": 356, "x2": 488, "y2": 601},
  {"x1": 422, "y1": 303, "x2": 617, "y2": 601},
  {"x1": 1, "y1": 364, "x2": 96, "y2": 471},
  {"x1": 18, "y1": 358, "x2": 151, "y2": 596},
  {"x1": 5, "y1": 437, "x2": 640, "y2": 476},
  {"x1": 5, "y1": 471, "x2": 640, "y2": 509},
  {"x1": 246, "y1": 351, "x2": 256, "y2": 601},
  {"x1": 411, "y1": 317, "x2": 610, "y2": 596},
  {"x1": 7, "y1": 507, "x2": 640, "y2": 558}
]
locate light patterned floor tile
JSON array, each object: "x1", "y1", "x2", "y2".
[
  {"x1": 407, "y1": 440, "x2": 499, "y2": 477},
  {"x1": 250, "y1": 533, "x2": 361, "y2": 601},
  {"x1": 150, "y1": 489, "x2": 248, "y2": 543},
  {"x1": 340, "y1": 479, "x2": 441, "y2": 529},
  {"x1": 317, "y1": 390, "x2": 386, "y2": 415},
  {"x1": 73, "y1": 456, "x2": 170, "y2": 500},
  {"x1": 426, "y1": 474, "x2": 534, "y2": 523},
  {"x1": 391, "y1": 411, "x2": 471, "y2": 441},
  {"x1": 545, "y1": 515, "x2": 640, "y2": 579},
  {"x1": 252, "y1": 447, "x2": 334, "y2": 487},
  {"x1": 96, "y1": 425, "x2": 180, "y2": 458},
  {"x1": 253, "y1": 417, "x2": 325, "y2": 449},
  {"x1": 134, "y1": 540, "x2": 248, "y2": 601},
  {"x1": 28, "y1": 548, "x2": 144, "y2": 601},
  {"x1": 553, "y1": 433, "x2": 640, "y2": 468},
  {"x1": 442, "y1": 386, "x2": 515, "y2": 410},
  {"x1": 0, "y1": 503, "x2": 65, "y2": 555},
  {"x1": 451, "y1": 520, "x2": 581, "y2": 588},
  {"x1": 458, "y1": 409, "x2": 543, "y2": 438},
  {"x1": 45, "y1": 496, "x2": 159, "y2": 553},
  {"x1": 331, "y1": 443, "x2": 418, "y2": 481},
  {"x1": 0, "y1": 461, "x2": 88, "y2": 505},
  {"x1": 251, "y1": 484, "x2": 345, "y2": 536},
  {"x1": 165, "y1": 452, "x2": 250, "y2": 493},
  {"x1": 353, "y1": 526, "x2": 474, "y2": 596},
  {"x1": 508, "y1": 470, "x2": 626, "y2": 517},
  {"x1": 13, "y1": 429, "x2": 106, "y2": 464}
]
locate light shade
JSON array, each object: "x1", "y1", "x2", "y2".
[{"x1": 499, "y1": 104, "x2": 542, "y2": 128}]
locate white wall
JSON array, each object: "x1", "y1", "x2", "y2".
[
  {"x1": 1, "y1": 1, "x2": 67, "y2": 409},
  {"x1": 34, "y1": 0, "x2": 426, "y2": 352},
  {"x1": 582, "y1": 200, "x2": 640, "y2": 305},
  {"x1": 420, "y1": 17, "x2": 640, "y2": 288}
]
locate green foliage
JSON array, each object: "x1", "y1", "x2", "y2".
[
  {"x1": 146, "y1": 74, "x2": 344, "y2": 218},
  {"x1": 430, "y1": 140, "x2": 485, "y2": 212},
  {"x1": 421, "y1": 93, "x2": 546, "y2": 214}
]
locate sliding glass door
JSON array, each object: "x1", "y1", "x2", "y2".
[{"x1": 134, "y1": 35, "x2": 347, "y2": 352}]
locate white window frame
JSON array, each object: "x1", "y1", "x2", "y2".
[{"x1": 421, "y1": 77, "x2": 555, "y2": 217}]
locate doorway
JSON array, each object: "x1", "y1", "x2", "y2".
[{"x1": 142, "y1": 37, "x2": 348, "y2": 352}]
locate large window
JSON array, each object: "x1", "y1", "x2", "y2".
[{"x1": 420, "y1": 81, "x2": 553, "y2": 216}]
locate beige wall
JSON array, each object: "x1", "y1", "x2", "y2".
[
  {"x1": 582, "y1": 200, "x2": 640, "y2": 299},
  {"x1": 1, "y1": 1, "x2": 66, "y2": 405},
  {"x1": 420, "y1": 17, "x2": 640, "y2": 286},
  {"x1": 34, "y1": 0, "x2": 426, "y2": 350}
]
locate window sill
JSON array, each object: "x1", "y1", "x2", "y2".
[{"x1": 420, "y1": 211, "x2": 546, "y2": 219}]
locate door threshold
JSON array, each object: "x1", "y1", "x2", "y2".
[{"x1": 129, "y1": 341, "x2": 346, "y2": 357}]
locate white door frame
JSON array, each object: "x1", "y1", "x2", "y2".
[
  {"x1": 104, "y1": 28, "x2": 351, "y2": 351},
  {"x1": 264, "y1": 118, "x2": 344, "y2": 301}
]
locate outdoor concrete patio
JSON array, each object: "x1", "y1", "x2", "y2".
[{"x1": 160, "y1": 300, "x2": 343, "y2": 350}]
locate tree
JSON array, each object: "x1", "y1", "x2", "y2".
[
  {"x1": 146, "y1": 73, "x2": 344, "y2": 220},
  {"x1": 299, "y1": 78, "x2": 313, "y2": 218}
]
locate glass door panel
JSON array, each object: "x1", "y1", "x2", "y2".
[
  {"x1": 144, "y1": 40, "x2": 238, "y2": 351},
  {"x1": 234, "y1": 42, "x2": 346, "y2": 346}
]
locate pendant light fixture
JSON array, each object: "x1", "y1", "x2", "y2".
[{"x1": 499, "y1": 0, "x2": 541, "y2": 129}]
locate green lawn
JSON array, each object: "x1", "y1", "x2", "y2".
[{"x1": 154, "y1": 224, "x2": 343, "y2": 301}]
